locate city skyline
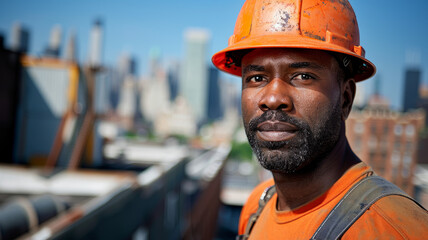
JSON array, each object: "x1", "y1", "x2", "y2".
[{"x1": 1, "y1": 0, "x2": 428, "y2": 109}]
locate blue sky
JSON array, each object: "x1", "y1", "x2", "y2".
[{"x1": 1, "y1": 0, "x2": 427, "y2": 109}]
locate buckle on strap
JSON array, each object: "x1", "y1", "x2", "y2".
[
  {"x1": 240, "y1": 185, "x2": 277, "y2": 239},
  {"x1": 236, "y1": 234, "x2": 248, "y2": 240}
]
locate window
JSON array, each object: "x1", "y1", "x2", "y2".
[
  {"x1": 406, "y1": 124, "x2": 415, "y2": 137},
  {"x1": 394, "y1": 124, "x2": 403, "y2": 136},
  {"x1": 390, "y1": 152, "x2": 400, "y2": 167},
  {"x1": 403, "y1": 154, "x2": 412, "y2": 167},
  {"x1": 368, "y1": 135, "x2": 377, "y2": 150}
]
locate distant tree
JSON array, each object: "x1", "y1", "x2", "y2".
[{"x1": 229, "y1": 140, "x2": 253, "y2": 161}]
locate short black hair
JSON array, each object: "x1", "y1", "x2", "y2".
[{"x1": 225, "y1": 49, "x2": 253, "y2": 68}]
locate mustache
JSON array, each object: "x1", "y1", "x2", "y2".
[{"x1": 248, "y1": 110, "x2": 307, "y2": 131}]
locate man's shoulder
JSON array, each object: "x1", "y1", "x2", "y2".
[{"x1": 346, "y1": 194, "x2": 428, "y2": 239}]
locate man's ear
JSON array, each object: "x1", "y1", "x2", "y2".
[{"x1": 341, "y1": 78, "x2": 356, "y2": 121}]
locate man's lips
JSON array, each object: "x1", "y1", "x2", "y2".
[{"x1": 256, "y1": 121, "x2": 298, "y2": 142}]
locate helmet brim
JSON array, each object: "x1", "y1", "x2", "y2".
[{"x1": 212, "y1": 34, "x2": 376, "y2": 82}]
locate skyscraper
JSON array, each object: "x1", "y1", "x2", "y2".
[
  {"x1": 167, "y1": 60, "x2": 180, "y2": 102},
  {"x1": 180, "y1": 28, "x2": 210, "y2": 122},
  {"x1": 206, "y1": 66, "x2": 223, "y2": 121},
  {"x1": 88, "y1": 19, "x2": 103, "y2": 67},
  {"x1": 140, "y1": 48, "x2": 170, "y2": 124},
  {"x1": 141, "y1": 65, "x2": 170, "y2": 124},
  {"x1": 10, "y1": 22, "x2": 30, "y2": 53},
  {"x1": 64, "y1": 30, "x2": 77, "y2": 62},
  {"x1": 118, "y1": 53, "x2": 137, "y2": 77},
  {"x1": 402, "y1": 68, "x2": 421, "y2": 112},
  {"x1": 148, "y1": 47, "x2": 162, "y2": 78},
  {"x1": 117, "y1": 76, "x2": 138, "y2": 129},
  {"x1": 44, "y1": 25, "x2": 62, "y2": 58},
  {"x1": 353, "y1": 82, "x2": 366, "y2": 108}
]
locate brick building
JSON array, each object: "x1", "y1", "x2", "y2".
[{"x1": 346, "y1": 96, "x2": 425, "y2": 196}]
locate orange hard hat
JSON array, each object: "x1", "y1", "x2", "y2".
[{"x1": 212, "y1": 0, "x2": 376, "y2": 82}]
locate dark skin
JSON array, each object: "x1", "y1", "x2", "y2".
[{"x1": 241, "y1": 48, "x2": 360, "y2": 211}]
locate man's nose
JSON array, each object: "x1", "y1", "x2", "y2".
[{"x1": 258, "y1": 78, "x2": 293, "y2": 112}]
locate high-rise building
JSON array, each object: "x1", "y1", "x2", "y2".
[
  {"x1": 44, "y1": 25, "x2": 62, "y2": 58},
  {"x1": 180, "y1": 28, "x2": 210, "y2": 122},
  {"x1": 221, "y1": 80, "x2": 240, "y2": 116},
  {"x1": 206, "y1": 66, "x2": 223, "y2": 121},
  {"x1": 118, "y1": 53, "x2": 137, "y2": 77},
  {"x1": 94, "y1": 67, "x2": 113, "y2": 115},
  {"x1": 346, "y1": 97, "x2": 425, "y2": 196},
  {"x1": 10, "y1": 22, "x2": 30, "y2": 53},
  {"x1": 140, "y1": 49, "x2": 171, "y2": 125},
  {"x1": 154, "y1": 96, "x2": 197, "y2": 138},
  {"x1": 402, "y1": 68, "x2": 421, "y2": 112},
  {"x1": 141, "y1": 69, "x2": 170, "y2": 124},
  {"x1": 167, "y1": 60, "x2": 180, "y2": 102},
  {"x1": 88, "y1": 19, "x2": 103, "y2": 68},
  {"x1": 353, "y1": 82, "x2": 366, "y2": 108},
  {"x1": 117, "y1": 76, "x2": 138, "y2": 129},
  {"x1": 64, "y1": 30, "x2": 77, "y2": 62},
  {"x1": 148, "y1": 47, "x2": 162, "y2": 78}
]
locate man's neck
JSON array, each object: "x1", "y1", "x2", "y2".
[{"x1": 272, "y1": 125, "x2": 360, "y2": 211}]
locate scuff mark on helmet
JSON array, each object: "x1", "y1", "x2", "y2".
[
  {"x1": 303, "y1": 31, "x2": 326, "y2": 41},
  {"x1": 270, "y1": 9, "x2": 295, "y2": 32}
]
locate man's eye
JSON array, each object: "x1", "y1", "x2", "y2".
[
  {"x1": 294, "y1": 74, "x2": 314, "y2": 80},
  {"x1": 248, "y1": 76, "x2": 264, "y2": 83}
]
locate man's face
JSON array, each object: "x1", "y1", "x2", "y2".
[{"x1": 241, "y1": 48, "x2": 345, "y2": 174}]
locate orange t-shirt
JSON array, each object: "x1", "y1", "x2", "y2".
[{"x1": 238, "y1": 162, "x2": 428, "y2": 239}]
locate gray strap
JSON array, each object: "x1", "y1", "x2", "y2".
[
  {"x1": 311, "y1": 175, "x2": 422, "y2": 240},
  {"x1": 236, "y1": 185, "x2": 277, "y2": 240}
]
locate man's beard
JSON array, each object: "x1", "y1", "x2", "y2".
[{"x1": 244, "y1": 101, "x2": 342, "y2": 174}]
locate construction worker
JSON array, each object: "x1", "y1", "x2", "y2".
[{"x1": 212, "y1": 0, "x2": 428, "y2": 239}]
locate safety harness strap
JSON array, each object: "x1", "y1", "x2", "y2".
[
  {"x1": 236, "y1": 185, "x2": 277, "y2": 240},
  {"x1": 310, "y1": 175, "x2": 424, "y2": 240},
  {"x1": 237, "y1": 175, "x2": 425, "y2": 240}
]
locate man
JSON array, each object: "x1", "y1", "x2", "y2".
[{"x1": 212, "y1": 0, "x2": 428, "y2": 239}]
